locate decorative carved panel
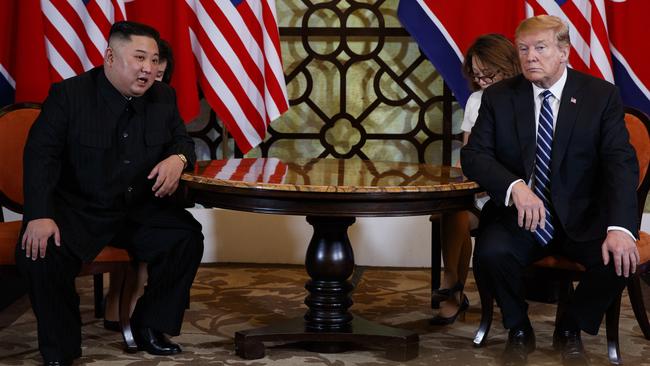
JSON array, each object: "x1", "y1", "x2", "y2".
[{"x1": 188, "y1": 0, "x2": 463, "y2": 166}]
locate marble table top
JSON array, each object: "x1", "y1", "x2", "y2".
[{"x1": 182, "y1": 158, "x2": 479, "y2": 194}]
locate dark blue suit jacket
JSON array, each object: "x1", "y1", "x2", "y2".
[{"x1": 461, "y1": 68, "x2": 639, "y2": 243}]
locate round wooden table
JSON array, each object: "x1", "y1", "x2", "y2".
[{"x1": 181, "y1": 158, "x2": 479, "y2": 361}]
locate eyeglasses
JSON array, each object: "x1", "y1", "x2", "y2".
[{"x1": 472, "y1": 70, "x2": 500, "y2": 84}]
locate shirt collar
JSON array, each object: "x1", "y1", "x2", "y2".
[
  {"x1": 129, "y1": 94, "x2": 145, "y2": 115},
  {"x1": 531, "y1": 66, "x2": 568, "y2": 101},
  {"x1": 98, "y1": 69, "x2": 145, "y2": 116}
]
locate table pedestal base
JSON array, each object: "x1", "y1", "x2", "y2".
[
  {"x1": 234, "y1": 216, "x2": 419, "y2": 361},
  {"x1": 234, "y1": 316, "x2": 419, "y2": 361},
  {"x1": 230, "y1": 216, "x2": 419, "y2": 361}
]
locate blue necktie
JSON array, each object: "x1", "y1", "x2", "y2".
[{"x1": 534, "y1": 90, "x2": 555, "y2": 246}]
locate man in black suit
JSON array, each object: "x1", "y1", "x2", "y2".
[
  {"x1": 15, "y1": 21, "x2": 204, "y2": 366},
  {"x1": 461, "y1": 15, "x2": 640, "y2": 366}
]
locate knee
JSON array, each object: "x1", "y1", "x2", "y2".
[
  {"x1": 596, "y1": 262, "x2": 628, "y2": 287},
  {"x1": 473, "y1": 238, "x2": 512, "y2": 268},
  {"x1": 14, "y1": 240, "x2": 43, "y2": 274},
  {"x1": 185, "y1": 231, "x2": 204, "y2": 261},
  {"x1": 15, "y1": 238, "x2": 78, "y2": 278},
  {"x1": 14, "y1": 247, "x2": 31, "y2": 279}
]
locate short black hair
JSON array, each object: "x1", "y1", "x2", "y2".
[
  {"x1": 108, "y1": 21, "x2": 160, "y2": 44},
  {"x1": 158, "y1": 39, "x2": 175, "y2": 84}
]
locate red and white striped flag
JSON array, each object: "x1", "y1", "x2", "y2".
[
  {"x1": 41, "y1": 0, "x2": 126, "y2": 82},
  {"x1": 525, "y1": 0, "x2": 612, "y2": 82},
  {"x1": 1, "y1": 0, "x2": 126, "y2": 105},
  {"x1": 525, "y1": 1, "x2": 649, "y2": 113},
  {"x1": 184, "y1": 0, "x2": 289, "y2": 154},
  {"x1": 4, "y1": 0, "x2": 290, "y2": 155},
  {"x1": 201, "y1": 158, "x2": 287, "y2": 184}
]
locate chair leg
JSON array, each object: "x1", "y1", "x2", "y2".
[
  {"x1": 605, "y1": 294, "x2": 622, "y2": 365},
  {"x1": 627, "y1": 275, "x2": 650, "y2": 339},
  {"x1": 93, "y1": 273, "x2": 104, "y2": 319},
  {"x1": 430, "y1": 214, "x2": 442, "y2": 309},
  {"x1": 473, "y1": 268, "x2": 494, "y2": 347},
  {"x1": 119, "y1": 263, "x2": 139, "y2": 353}
]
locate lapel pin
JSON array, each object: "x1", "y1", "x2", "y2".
[{"x1": 570, "y1": 97, "x2": 577, "y2": 104}]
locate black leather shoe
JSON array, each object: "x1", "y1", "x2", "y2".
[
  {"x1": 133, "y1": 326, "x2": 182, "y2": 356},
  {"x1": 44, "y1": 361, "x2": 71, "y2": 366},
  {"x1": 553, "y1": 329, "x2": 589, "y2": 366},
  {"x1": 429, "y1": 294, "x2": 470, "y2": 325},
  {"x1": 102, "y1": 295, "x2": 121, "y2": 332},
  {"x1": 502, "y1": 327, "x2": 536, "y2": 366}
]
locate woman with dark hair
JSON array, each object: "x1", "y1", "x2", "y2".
[
  {"x1": 431, "y1": 33, "x2": 520, "y2": 325},
  {"x1": 156, "y1": 39, "x2": 174, "y2": 83},
  {"x1": 461, "y1": 33, "x2": 521, "y2": 144}
]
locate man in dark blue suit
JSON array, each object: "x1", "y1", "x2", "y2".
[
  {"x1": 16, "y1": 21, "x2": 204, "y2": 365},
  {"x1": 462, "y1": 15, "x2": 639, "y2": 366}
]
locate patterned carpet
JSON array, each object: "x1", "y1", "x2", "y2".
[{"x1": 1, "y1": 264, "x2": 650, "y2": 365}]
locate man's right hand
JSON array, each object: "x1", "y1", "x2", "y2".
[
  {"x1": 511, "y1": 181, "x2": 546, "y2": 232},
  {"x1": 21, "y1": 218, "x2": 60, "y2": 260}
]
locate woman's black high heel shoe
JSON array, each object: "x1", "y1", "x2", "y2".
[
  {"x1": 429, "y1": 294, "x2": 469, "y2": 326},
  {"x1": 102, "y1": 296, "x2": 121, "y2": 332},
  {"x1": 103, "y1": 319, "x2": 121, "y2": 332},
  {"x1": 431, "y1": 281, "x2": 464, "y2": 303}
]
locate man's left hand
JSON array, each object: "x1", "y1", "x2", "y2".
[
  {"x1": 148, "y1": 155, "x2": 185, "y2": 197},
  {"x1": 602, "y1": 230, "x2": 640, "y2": 277}
]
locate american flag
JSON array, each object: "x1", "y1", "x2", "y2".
[
  {"x1": 185, "y1": 0, "x2": 289, "y2": 154},
  {"x1": 525, "y1": 0, "x2": 612, "y2": 82},
  {"x1": 41, "y1": 0, "x2": 126, "y2": 81},
  {"x1": 398, "y1": 0, "x2": 650, "y2": 116},
  {"x1": 1, "y1": 0, "x2": 289, "y2": 154}
]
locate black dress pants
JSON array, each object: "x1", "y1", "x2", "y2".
[
  {"x1": 473, "y1": 206, "x2": 627, "y2": 335},
  {"x1": 15, "y1": 219, "x2": 204, "y2": 362}
]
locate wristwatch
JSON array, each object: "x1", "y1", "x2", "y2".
[{"x1": 177, "y1": 153, "x2": 188, "y2": 169}]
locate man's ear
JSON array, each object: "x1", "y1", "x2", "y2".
[
  {"x1": 104, "y1": 47, "x2": 114, "y2": 66},
  {"x1": 559, "y1": 44, "x2": 570, "y2": 64}
]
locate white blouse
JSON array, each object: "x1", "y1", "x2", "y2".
[
  {"x1": 460, "y1": 90, "x2": 483, "y2": 133},
  {"x1": 460, "y1": 89, "x2": 488, "y2": 210}
]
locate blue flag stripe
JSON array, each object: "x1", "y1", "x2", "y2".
[
  {"x1": 612, "y1": 56, "x2": 650, "y2": 117},
  {"x1": 0, "y1": 75, "x2": 15, "y2": 108},
  {"x1": 397, "y1": 1, "x2": 471, "y2": 108}
]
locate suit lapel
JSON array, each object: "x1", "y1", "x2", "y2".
[
  {"x1": 514, "y1": 77, "x2": 536, "y2": 179},
  {"x1": 551, "y1": 69, "x2": 582, "y2": 171}
]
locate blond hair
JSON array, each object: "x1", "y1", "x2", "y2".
[{"x1": 515, "y1": 15, "x2": 570, "y2": 48}]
